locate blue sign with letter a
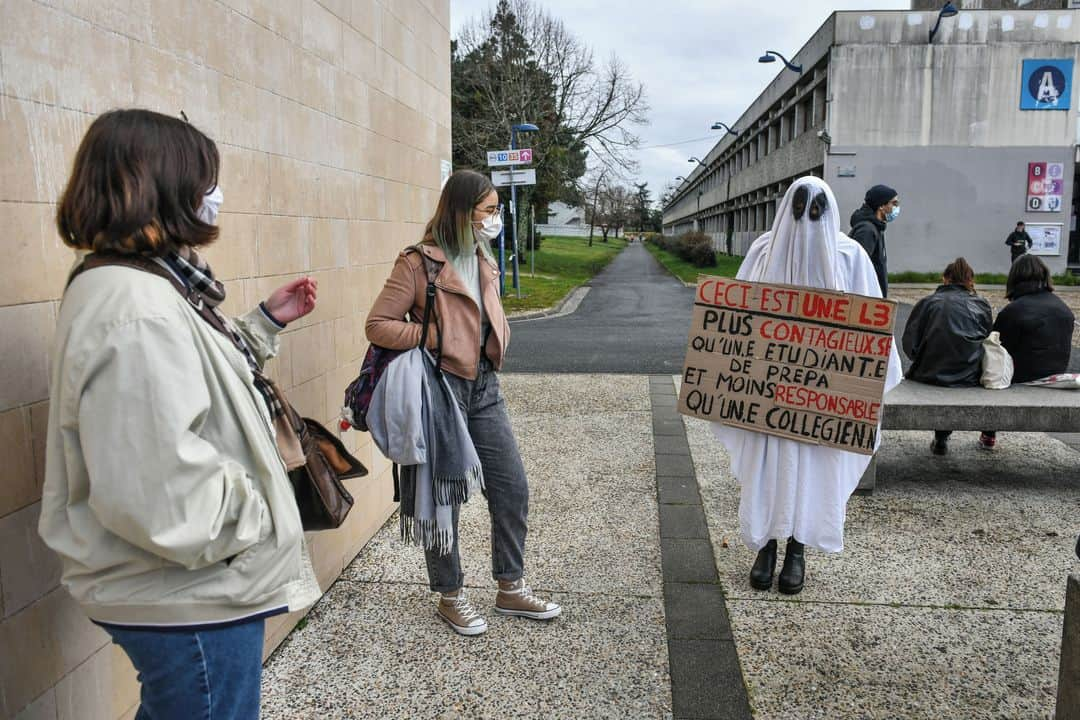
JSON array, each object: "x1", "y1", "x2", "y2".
[{"x1": 1020, "y1": 59, "x2": 1073, "y2": 110}]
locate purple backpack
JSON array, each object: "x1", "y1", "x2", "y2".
[
  {"x1": 343, "y1": 345, "x2": 405, "y2": 432},
  {"x1": 343, "y1": 247, "x2": 440, "y2": 432}
]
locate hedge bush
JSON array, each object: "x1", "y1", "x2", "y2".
[{"x1": 649, "y1": 231, "x2": 716, "y2": 267}]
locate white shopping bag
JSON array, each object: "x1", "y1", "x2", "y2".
[
  {"x1": 1023, "y1": 372, "x2": 1080, "y2": 389},
  {"x1": 980, "y1": 331, "x2": 1014, "y2": 389}
]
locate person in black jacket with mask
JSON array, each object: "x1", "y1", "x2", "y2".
[
  {"x1": 902, "y1": 258, "x2": 993, "y2": 455},
  {"x1": 850, "y1": 184, "x2": 899, "y2": 297},
  {"x1": 993, "y1": 254, "x2": 1074, "y2": 383}
]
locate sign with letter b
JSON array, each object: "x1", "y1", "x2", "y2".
[{"x1": 1027, "y1": 162, "x2": 1065, "y2": 212}]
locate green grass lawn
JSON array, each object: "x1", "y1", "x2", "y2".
[
  {"x1": 644, "y1": 241, "x2": 743, "y2": 284},
  {"x1": 500, "y1": 235, "x2": 629, "y2": 313},
  {"x1": 645, "y1": 243, "x2": 1079, "y2": 287},
  {"x1": 888, "y1": 270, "x2": 1079, "y2": 286}
]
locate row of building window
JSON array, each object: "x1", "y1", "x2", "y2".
[
  {"x1": 670, "y1": 63, "x2": 830, "y2": 221},
  {"x1": 670, "y1": 167, "x2": 825, "y2": 240},
  {"x1": 695, "y1": 81, "x2": 827, "y2": 196}
]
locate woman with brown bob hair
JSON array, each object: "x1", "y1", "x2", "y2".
[
  {"x1": 39, "y1": 109, "x2": 322, "y2": 720},
  {"x1": 366, "y1": 169, "x2": 561, "y2": 636}
]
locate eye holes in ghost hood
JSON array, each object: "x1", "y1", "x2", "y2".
[{"x1": 792, "y1": 186, "x2": 828, "y2": 222}]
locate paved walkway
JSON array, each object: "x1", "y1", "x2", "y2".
[
  {"x1": 261, "y1": 247, "x2": 1080, "y2": 718},
  {"x1": 684, "y1": 397, "x2": 1078, "y2": 718},
  {"x1": 262, "y1": 375, "x2": 673, "y2": 719},
  {"x1": 503, "y1": 242, "x2": 694, "y2": 374},
  {"x1": 261, "y1": 372, "x2": 1079, "y2": 718}
]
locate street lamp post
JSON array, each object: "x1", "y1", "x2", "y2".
[
  {"x1": 508, "y1": 123, "x2": 538, "y2": 299},
  {"x1": 929, "y1": 2, "x2": 959, "y2": 43},
  {"x1": 758, "y1": 50, "x2": 802, "y2": 74},
  {"x1": 688, "y1": 157, "x2": 707, "y2": 168},
  {"x1": 710, "y1": 122, "x2": 738, "y2": 136}
]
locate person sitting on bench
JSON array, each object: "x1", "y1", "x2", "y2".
[
  {"x1": 901, "y1": 258, "x2": 994, "y2": 454},
  {"x1": 992, "y1": 254, "x2": 1075, "y2": 384}
]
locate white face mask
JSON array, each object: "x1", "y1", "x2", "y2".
[
  {"x1": 474, "y1": 213, "x2": 503, "y2": 242},
  {"x1": 197, "y1": 185, "x2": 223, "y2": 225}
]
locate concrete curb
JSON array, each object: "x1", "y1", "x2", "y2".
[
  {"x1": 650, "y1": 376, "x2": 753, "y2": 720},
  {"x1": 1057, "y1": 573, "x2": 1080, "y2": 719},
  {"x1": 507, "y1": 285, "x2": 591, "y2": 322}
]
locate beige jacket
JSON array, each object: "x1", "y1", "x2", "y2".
[
  {"x1": 366, "y1": 243, "x2": 510, "y2": 380},
  {"x1": 39, "y1": 264, "x2": 320, "y2": 626}
]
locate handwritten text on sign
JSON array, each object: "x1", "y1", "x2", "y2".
[{"x1": 677, "y1": 277, "x2": 897, "y2": 455}]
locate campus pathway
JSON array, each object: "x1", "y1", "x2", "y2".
[
  {"x1": 683, "y1": 380, "x2": 1078, "y2": 718},
  {"x1": 503, "y1": 241, "x2": 694, "y2": 374},
  {"x1": 262, "y1": 246, "x2": 1080, "y2": 718},
  {"x1": 261, "y1": 375, "x2": 673, "y2": 719}
]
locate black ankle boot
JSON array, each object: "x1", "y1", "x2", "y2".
[
  {"x1": 749, "y1": 539, "x2": 777, "y2": 590},
  {"x1": 778, "y1": 538, "x2": 805, "y2": 595}
]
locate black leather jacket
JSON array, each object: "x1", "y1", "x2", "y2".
[{"x1": 902, "y1": 284, "x2": 993, "y2": 387}]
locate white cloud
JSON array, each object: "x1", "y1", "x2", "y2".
[{"x1": 451, "y1": 0, "x2": 910, "y2": 205}]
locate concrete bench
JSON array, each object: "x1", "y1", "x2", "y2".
[
  {"x1": 1059, "y1": 573, "x2": 1080, "y2": 720},
  {"x1": 857, "y1": 381, "x2": 1080, "y2": 492}
]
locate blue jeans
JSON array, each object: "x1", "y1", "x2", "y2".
[
  {"x1": 102, "y1": 618, "x2": 265, "y2": 720},
  {"x1": 424, "y1": 363, "x2": 529, "y2": 592}
]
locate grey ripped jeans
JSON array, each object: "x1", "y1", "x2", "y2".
[{"x1": 424, "y1": 359, "x2": 529, "y2": 593}]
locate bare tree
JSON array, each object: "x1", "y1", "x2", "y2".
[
  {"x1": 658, "y1": 182, "x2": 677, "y2": 211},
  {"x1": 456, "y1": 0, "x2": 649, "y2": 174},
  {"x1": 587, "y1": 181, "x2": 633, "y2": 243},
  {"x1": 605, "y1": 186, "x2": 632, "y2": 240}
]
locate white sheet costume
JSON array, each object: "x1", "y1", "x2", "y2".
[{"x1": 712, "y1": 177, "x2": 902, "y2": 553}]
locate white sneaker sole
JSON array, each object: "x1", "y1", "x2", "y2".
[
  {"x1": 494, "y1": 605, "x2": 562, "y2": 620},
  {"x1": 438, "y1": 611, "x2": 488, "y2": 636}
]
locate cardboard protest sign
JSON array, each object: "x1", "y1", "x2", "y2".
[{"x1": 677, "y1": 276, "x2": 897, "y2": 455}]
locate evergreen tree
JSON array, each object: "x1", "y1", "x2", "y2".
[
  {"x1": 453, "y1": 0, "x2": 645, "y2": 223},
  {"x1": 451, "y1": 1, "x2": 587, "y2": 212}
]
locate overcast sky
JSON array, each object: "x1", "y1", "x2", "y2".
[{"x1": 450, "y1": 0, "x2": 910, "y2": 205}]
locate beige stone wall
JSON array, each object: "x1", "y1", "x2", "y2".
[{"x1": 0, "y1": 1, "x2": 451, "y2": 717}]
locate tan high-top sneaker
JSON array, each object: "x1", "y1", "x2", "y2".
[
  {"x1": 438, "y1": 590, "x2": 488, "y2": 636},
  {"x1": 494, "y1": 579, "x2": 562, "y2": 620}
]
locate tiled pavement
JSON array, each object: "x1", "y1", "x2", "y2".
[
  {"x1": 682, "y1": 374, "x2": 1080, "y2": 719},
  {"x1": 261, "y1": 372, "x2": 1080, "y2": 719},
  {"x1": 261, "y1": 375, "x2": 676, "y2": 719}
]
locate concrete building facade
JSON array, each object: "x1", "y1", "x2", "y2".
[
  {"x1": 536, "y1": 200, "x2": 590, "y2": 238},
  {"x1": 662, "y1": 8, "x2": 1080, "y2": 276},
  {"x1": 0, "y1": 1, "x2": 451, "y2": 718}
]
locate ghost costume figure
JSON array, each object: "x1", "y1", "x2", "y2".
[{"x1": 711, "y1": 176, "x2": 902, "y2": 594}]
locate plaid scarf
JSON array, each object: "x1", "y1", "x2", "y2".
[
  {"x1": 168, "y1": 246, "x2": 227, "y2": 305},
  {"x1": 157, "y1": 248, "x2": 285, "y2": 420}
]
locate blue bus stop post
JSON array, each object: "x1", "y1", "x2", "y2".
[
  {"x1": 510, "y1": 130, "x2": 520, "y2": 295},
  {"x1": 497, "y1": 214, "x2": 506, "y2": 297}
]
